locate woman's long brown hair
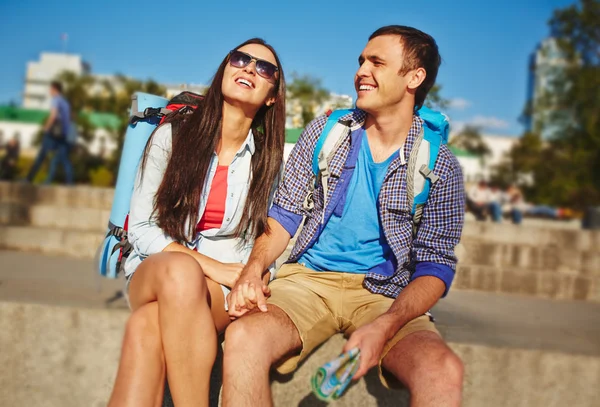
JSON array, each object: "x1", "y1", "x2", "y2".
[{"x1": 142, "y1": 38, "x2": 286, "y2": 243}]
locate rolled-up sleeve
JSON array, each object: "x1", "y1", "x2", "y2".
[
  {"x1": 411, "y1": 150, "x2": 465, "y2": 296},
  {"x1": 127, "y1": 124, "x2": 176, "y2": 257},
  {"x1": 268, "y1": 115, "x2": 327, "y2": 236}
]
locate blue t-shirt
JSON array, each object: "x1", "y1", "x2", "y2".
[
  {"x1": 299, "y1": 129, "x2": 395, "y2": 273},
  {"x1": 51, "y1": 95, "x2": 71, "y2": 136}
]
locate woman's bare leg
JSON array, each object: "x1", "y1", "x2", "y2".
[
  {"x1": 109, "y1": 252, "x2": 230, "y2": 407},
  {"x1": 107, "y1": 302, "x2": 165, "y2": 407}
]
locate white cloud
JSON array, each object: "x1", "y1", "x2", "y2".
[
  {"x1": 448, "y1": 98, "x2": 471, "y2": 110},
  {"x1": 450, "y1": 115, "x2": 510, "y2": 133},
  {"x1": 468, "y1": 115, "x2": 510, "y2": 129}
]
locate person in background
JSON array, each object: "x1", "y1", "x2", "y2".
[
  {"x1": 26, "y1": 81, "x2": 74, "y2": 184},
  {"x1": 0, "y1": 136, "x2": 20, "y2": 181},
  {"x1": 488, "y1": 183, "x2": 503, "y2": 223},
  {"x1": 466, "y1": 179, "x2": 490, "y2": 221}
]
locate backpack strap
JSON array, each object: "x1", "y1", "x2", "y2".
[
  {"x1": 303, "y1": 109, "x2": 354, "y2": 223},
  {"x1": 129, "y1": 94, "x2": 172, "y2": 124},
  {"x1": 407, "y1": 107, "x2": 449, "y2": 237}
]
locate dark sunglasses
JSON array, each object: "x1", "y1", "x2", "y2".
[{"x1": 229, "y1": 50, "x2": 279, "y2": 80}]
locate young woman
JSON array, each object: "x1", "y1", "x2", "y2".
[{"x1": 107, "y1": 38, "x2": 286, "y2": 407}]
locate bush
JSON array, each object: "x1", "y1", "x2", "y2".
[{"x1": 88, "y1": 166, "x2": 114, "y2": 187}]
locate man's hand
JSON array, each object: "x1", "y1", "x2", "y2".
[
  {"x1": 343, "y1": 319, "x2": 390, "y2": 380},
  {"x1": 227, "y1": 271, "x2": 271, "y2": 319}
]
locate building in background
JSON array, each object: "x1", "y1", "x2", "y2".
[
  {"x1": 524, "y1": 37, "x2": 573, "y2": 139},
  {"x1": 286, "y1": 92, "x2": 353, "y2": 128},
  {"x1": 447, "y1": 131, "x2": 519, "y2": 183},
  {"x1": 0, "y1": 106, "x2": 119, "y2": 158},
  {"x1": 6, "y1": 51, "x2": 352, "y2": 158},
  {"x1": 23, "y1": 53, "x2": 90, "y2": 110}
]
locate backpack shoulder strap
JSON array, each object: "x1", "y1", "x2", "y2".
[
  {"x1": 302, "y1": 109, "x2": 354, "y2": 219},
  {"x1": 407, "y1": 107, "x2": 449, "y2": 237},
  {"x1": 311, "y1": 109, "x2": 355, "y2": 177}
]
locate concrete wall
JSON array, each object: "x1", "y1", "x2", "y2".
[
  {"x1": 1, "y1": 182, "x2": 599, "y2": 302},
  {"x1": 1, "y1": 301, "x2": 598, "y2": 407}
]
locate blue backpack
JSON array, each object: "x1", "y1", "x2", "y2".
[
  {"x1": 97, "y1": 92, "x2": 203, "y2": 278},
  {"x1": 303, "y1": 106, "x2": 449, "y2": 235}
]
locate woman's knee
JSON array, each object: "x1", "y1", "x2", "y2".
[{"x1": 157, "y1": 252, "x2": 207, "y2": 301}]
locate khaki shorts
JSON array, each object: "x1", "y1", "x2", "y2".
[{"x1": 267, "y1": 263, "x2": 440, "y2": 388}]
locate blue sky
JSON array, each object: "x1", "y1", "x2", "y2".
[{"x1": 0, "y1": 0, "x2": 576, "y2": 135}]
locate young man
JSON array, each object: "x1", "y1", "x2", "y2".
[
  {"x1": 26, "y1": 81, "x2": 74, "y2": 184},
  {"x1": 224, "y1": 25, "x2": 465, "y2": 407}
]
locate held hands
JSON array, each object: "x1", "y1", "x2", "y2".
[
  {"x1": 227, "y1": 270, "x2": 271, "y2": 320},
  {"x1": 343, "y1": 319, "x2": 389, "y2": 380}
]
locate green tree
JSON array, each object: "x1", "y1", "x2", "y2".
[
  {"x1": 55, "y1": 70, "x2": 166, "y2": 184},
  {"x1": 450, "y1": 125, "x2": 491, "y2": 165},
  {"x1": 287, "y1": 74, "x2": 330, "y2": 127},
  {"x1": 424, "y1": 84, "x2": 449, "y2": 111},
  {"x1": 510, "y1": 0, "x2": 600, "y2": 208}
]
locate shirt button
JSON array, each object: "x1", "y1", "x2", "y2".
[
  {"x1": 226, "y1": 218, "x2": 231, "y2": 222},
  {"x1": 231, "y1": 170, "x2": 235, "y2": 174}
]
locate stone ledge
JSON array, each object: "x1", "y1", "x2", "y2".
[
  {"x1": 0, "y1": 182, "x2": 114, "y2": 210},
  {"x1": 0, "y1": 202, "x2": 108, "y2": 232},
  {"x1": 0, "y1": 226, "x2": 103, "y2": 259},
  {"x1": 454, "y1": 264, "x2": 600, "y2": 302},
  {"x1": 1, "y1": 301, "x2": 599, "y2": 407}
]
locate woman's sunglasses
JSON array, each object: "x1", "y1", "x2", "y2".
[{"x1": 229, "y1": 50, "x2": 279, "y2": 80}]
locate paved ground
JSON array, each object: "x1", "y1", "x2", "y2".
[{"x1": 1, "y1": 250, "x2": 599, "y2": 358}]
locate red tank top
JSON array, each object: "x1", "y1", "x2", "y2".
[{"x1": 197, "y1": 165, "x2": 228, "y2": 231}]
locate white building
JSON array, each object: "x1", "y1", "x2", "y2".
[
  {"x1": 23, "y1": 53, "x2": 89, "y2": 110},
  {"x1": 164, "y1": 83, "x2": 207, "y2": 99},
  {"x1": 448, "y1": 131, "x2": 520, "y2": 183}
]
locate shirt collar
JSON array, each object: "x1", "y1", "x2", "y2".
[
  {"x1": 401, "y1": 115, "x2": 424, "y2": 165},
  {"x1": 237, "y1": 128, "x2": 256, "y2": 156}
]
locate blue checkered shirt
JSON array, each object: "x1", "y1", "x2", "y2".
[{"x1": 268, "y1": 109, "x2": 465, "y2": 298}]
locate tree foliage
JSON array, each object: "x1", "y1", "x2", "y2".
[
  {"x1": 450, "y1": 125, "x2": 491, "y2": 164},
  {"x1": 55, "y1": 71, "x2": 166, "y2": 184},
  {"x1": 498, "y1": 0, "x2": 600, "y2": 209},
  {"x1": 287, "y1": 74, "x2": 330, "y2": 126}
]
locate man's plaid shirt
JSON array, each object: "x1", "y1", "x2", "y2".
[{"x1": 268, "y1": 109, "x2": 465, "y2": 298}]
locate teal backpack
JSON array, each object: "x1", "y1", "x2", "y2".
[{"x1": 303, "y1": 106, "x2": 450, "y2": 235}]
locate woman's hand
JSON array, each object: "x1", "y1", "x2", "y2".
[
  {"x1": 162, "y1": 242, "x2": 244, "y2": 288},
  {"x1": 203, "y1": 258, "x2": 244, "y2": 288}
]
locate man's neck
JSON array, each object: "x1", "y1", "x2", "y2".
[
  {"x1": 363, "y1": 105, "x2": 415, "y2": 163},
  {"x1": 364, "y1": 106, "x2": 414, "y2": 146}
]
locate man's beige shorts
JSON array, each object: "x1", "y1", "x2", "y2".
[{"x1": 267, "y1": 263, "x2": 440, "y2": 388}]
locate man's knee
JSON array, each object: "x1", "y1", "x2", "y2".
[
  {"x1": 411, "y1": 348, "x2": 463, "y2": 388},
  {"x1": 224, "y1": 308, "x2": 293, "y2": 367},
  {"x1": 225, "y1": 314, "x2": 270, "y2": 354},
  {"x1": 384, "y1": 333, "x2": 464, "y2": 390},
  {"x1": 430, "y1": 349, "x2": 464, "y2": 388}
]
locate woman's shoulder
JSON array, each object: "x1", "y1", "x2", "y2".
[{"x1": 150, "y1": 123, "x2": 174, "y2": 151}]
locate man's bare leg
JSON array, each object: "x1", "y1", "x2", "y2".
[
  {"x1": 382, "y1": 331, "x2": 464, "y2": 407},
  {"x1": 222, "y1": 305, "x2": 302, "y2": 407}
]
